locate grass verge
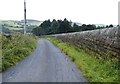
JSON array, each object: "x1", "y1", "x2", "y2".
[
  {"x1": 1, "y1": 34, "x2": 38, "y2": 72},
  {"x1": 48, "y1": 37, "x2": 118, "y2": 83}
]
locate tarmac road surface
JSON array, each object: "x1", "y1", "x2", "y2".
[{"x1": 1, "y1": 39, "x2": 87, "y2": 82}]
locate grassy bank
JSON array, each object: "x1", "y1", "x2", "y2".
[
  {"x1": 48, "y1": 37, "x2": 118, "y2": 83},
  {"x1": 2, "y1": 34, "x2": 38, "y2": 72}
]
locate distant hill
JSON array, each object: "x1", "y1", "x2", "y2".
[
  {"x1": 0, "y1": 19, "x2": 43, "y2": 34},
  {"x1": 71, "y1": 22, "x2": 82, "y2": 27},
  {"x1": 72, "y1": 23, "x2": 106, "y2": 27},
  {"x1": 74, "y1": 22, "x2": 82, "y2": 26},
  {"x1": 94, "y1": 24, "x2": 106, "y2": 27},
  {"x1": 21, "y1": 19, "x2": 42, "y2": 23}
]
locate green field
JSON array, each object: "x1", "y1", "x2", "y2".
[
  {"x1": 0, "y1": 20, "x2": 42, "y2": 33},
  {"x1": 5, "y1": 27, "x2": 23, "y2": 30},
  {"x1": 7, "y1": 27, "x2": 23, "y2": 30},
  {"x1": 0, "y1": 20, "x2": 20, "y2": 27},
  {"x1": 27, "y1": 22, "x2": 42, "y2": 26}
]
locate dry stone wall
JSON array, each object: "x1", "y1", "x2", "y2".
[{"x1": 53, "y1": 27, "x2": 119, "y2": 59}]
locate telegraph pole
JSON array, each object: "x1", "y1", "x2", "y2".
[{"x1": 24, "y1": 0, "x2": 26, "y2": 34}]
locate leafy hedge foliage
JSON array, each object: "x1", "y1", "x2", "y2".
[{"x1": 1, "y1": 34, "x2": 38, "y2": 72}]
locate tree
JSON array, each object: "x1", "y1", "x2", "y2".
[
  {"x1": 109, "y1": 24, "x2": 113, "y2": 27},
  {"x1": 32, "y1": 27, "x2": 41, "y2": 36},
  {"x1": 32, "y1": 19, "x2": 102, "y2": 36},
  {"x1": 72, "y1": 23, "x2": 79, "y2": 32},
  {"x1": 60, "y1": 18, "x2": 72, "y2": 33},
  {"x1": 86, "y1": 24, "x2": 96, "y2": 30},
  {"x1": 40, "y1": 19, "x2": 51, "y2": 28},
  {"x1": 81, "y1": 24, "x2": 87, "y2": 31},
  {"x1": 106, "y1": 25, "x2": 109, "y2": 28},
  {"x1": 50, "y1": 19, "x2": 60, "y2": 34}
]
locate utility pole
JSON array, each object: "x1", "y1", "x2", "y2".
[{"x1": 24, "y1": 0, "x2": 26, "y2": 34}]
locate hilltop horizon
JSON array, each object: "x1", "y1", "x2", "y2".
[{"x1": 0, "y1": 19, "x2": 117, "y2": 26}]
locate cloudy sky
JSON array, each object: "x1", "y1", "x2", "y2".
[{"x1": 0, "y1": 0, "x2": 119, "y2": 25}]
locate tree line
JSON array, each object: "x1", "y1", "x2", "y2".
[{"x1": 32, "y1": 18, "x2": 114, "y2": 36}]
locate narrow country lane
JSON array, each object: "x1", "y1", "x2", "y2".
[{"x1": 1, "y1": 39, "x2": 87, "y2": 82}]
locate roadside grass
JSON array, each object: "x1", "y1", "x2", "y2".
[
  {"x1": 2, "y1": 34, "x2": 38, "y2": 72},
  {"x1": 48, "y1": 37, "x2": 118, "y2": 83}
]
